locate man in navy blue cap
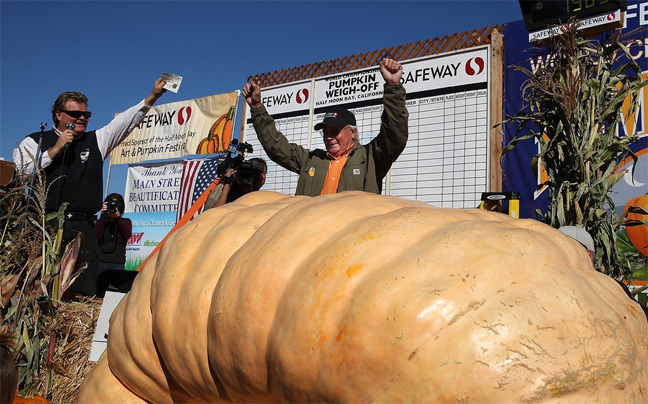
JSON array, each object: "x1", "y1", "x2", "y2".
[{"x1": 243, "y1": 58, "x2": 408, "y2": 196}]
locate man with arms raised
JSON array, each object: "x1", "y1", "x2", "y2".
[{"x1": 242, "y1": 58, "x2": 408, "y2": 196}]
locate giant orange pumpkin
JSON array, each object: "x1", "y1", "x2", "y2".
[
  {"x1": 625, "y1": 193, "x2": 648, "y2": 256},
  {"x1": 78, "y1": 191, "x2": 648, "y2": 403}
]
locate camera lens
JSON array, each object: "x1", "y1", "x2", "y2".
[{"x1": 107, "y1": 199, "x2": 118, "y2": 213}]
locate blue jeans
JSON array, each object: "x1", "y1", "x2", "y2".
[{"x1": 98, "y1": 261, "x2": 125, "y2": 274}]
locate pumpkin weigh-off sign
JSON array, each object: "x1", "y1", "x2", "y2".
[{"x1": 79, "y1": 192, "x2": 648, "y2": 403}]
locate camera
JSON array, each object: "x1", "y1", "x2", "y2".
[
  {"x1": 106, "y1": 198, "x2": 119, "y2": 213},
  {"x1": 233, "y1": 158, "x2": 266, "y2": 186},
  {"x1": 217, "y1": 140, "x2": 263, "y2": 186}
]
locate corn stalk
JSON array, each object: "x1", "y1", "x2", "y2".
[
  {"x1": 0, "y1": 150, "x2": 76, "y2": 397},
  {"x1": 501, "y1": 20, "x2": 648, "y2": 278}
]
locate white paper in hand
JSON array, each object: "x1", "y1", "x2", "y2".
[{"x1": 161, "y1": 72, "x2": 183, "y2": 93}]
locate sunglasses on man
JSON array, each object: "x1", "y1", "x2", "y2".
[{"x1": 61, "y1": 110, "x2": 92, "y2": 119}]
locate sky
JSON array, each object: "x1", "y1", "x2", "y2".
[{"x1": 0, "y1": 0, "x2": 523, "y2": 197}]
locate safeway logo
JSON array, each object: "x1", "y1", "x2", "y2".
[
  {"x1": 128, "y1": 232, "x2": 144, "y2": 246},
  {"x1": 296, "y1": 88, "x2": 309, "y2": 104},
  {"x1": 607, "y1": 12, "x2": 616, "y2": 21},
  {"x1": 465, "y1": 57, "x2": 485, "y2": 76},
  {"x1": 178, "y1": 106, "x2": 192, "y2": 125}
]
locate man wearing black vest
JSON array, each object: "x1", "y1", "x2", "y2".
[{"x1": 13, "y1": 78, "x2": 167, "y2": 297}]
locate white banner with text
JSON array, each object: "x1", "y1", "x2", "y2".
[{"x1": 125, "y1": 161, "x2": 183, "y2": 213}]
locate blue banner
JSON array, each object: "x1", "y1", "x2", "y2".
[
  {"x1": 125, "y1": 211, "x2": 176, "y2": 270},
  {"x1": 502, "y1": 0, "x2": 648, "y2": 219}
]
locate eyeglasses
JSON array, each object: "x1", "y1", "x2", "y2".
[
  {"x1": 321, "y1": 126, "x2": 348, "y2": 137},
  {"x1": 61, "y1": 110, "x2": 92, "y2": 119}
]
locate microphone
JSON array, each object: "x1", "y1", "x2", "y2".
[
  {"x1": 65, "y1": 122, "x2": 75, "y2": 149},
  {"x1": 227, "y1": 139, "x2": 239, "y2": 158}
]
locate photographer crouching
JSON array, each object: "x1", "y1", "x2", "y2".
[{"x1": 96, "y1": 193, "x2": 135, "y2": 297}]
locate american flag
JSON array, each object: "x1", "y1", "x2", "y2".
[{"x1": 176, "y1": 156, "x2": 224, "y2": 222}]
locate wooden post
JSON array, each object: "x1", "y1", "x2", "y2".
[{"x1": 489, "y1": 28, "x2": 504, "y2": 192}]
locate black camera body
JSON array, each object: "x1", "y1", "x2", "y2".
[
  {"x1": 217, "y1": 140, "x2": 262, "y2": 186},
  {"x1": 233, "y1": 158, "x2": 265, "y2": 186},
  {"x1": 106, "y1": 198, "x2": 119, "y2": 213}
]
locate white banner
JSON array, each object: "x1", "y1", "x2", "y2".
[
  {"x1": 111, "y1": 91, "x2": 239, "y2": 165},
  {"x1": 125, "y1": 161, "x2": 183, "y2": 213}
]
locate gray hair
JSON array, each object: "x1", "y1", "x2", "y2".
[{"x1": 348, "y1": 125, "x2": 358, "y2": 142}]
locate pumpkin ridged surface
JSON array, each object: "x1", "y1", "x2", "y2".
[
  {"x1": 78, "y1": 191, "x2": 648, "y2": 403},
  {"x1": 106, "y1": 253, "x2": 178, "y2": 403},
  {"x1": 149, "y1": 192, "x2": 299, "y2": 402},
  {"x1": 77, "y1": 352, "x2": 147, "y2": 403}
]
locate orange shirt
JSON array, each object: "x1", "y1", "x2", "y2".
[
  {"x1": 320, "y1": 155, "x2": 348, "y2": 194},
  {"x1": 321, "y1": 144, "x2": 354, "y2": 194}
]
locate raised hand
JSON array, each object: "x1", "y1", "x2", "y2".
[
  {"x1": 379, "y1": 58, "x2": 403, "y2": 85},
  {"x1": 243, "y1": 81, "x2": 262, "y2": 108}
]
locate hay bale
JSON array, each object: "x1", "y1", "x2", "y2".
[{"x1": 39, "y1": 298, "x2": 101, "y2": 404}]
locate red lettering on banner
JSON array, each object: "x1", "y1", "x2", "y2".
[{"x1": 128, "y1": 233, "x2": 144, "y2": 245}]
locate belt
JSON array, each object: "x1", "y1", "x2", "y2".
[{"x1": 64, "y1": 212, "x2": 97, "y2": 221}]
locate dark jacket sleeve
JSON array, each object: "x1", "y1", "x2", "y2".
[
  {"x1": 96, "y1": 215, "x2": 132, "y2": 245},
  {"x1": 116, "y1": 217, "x2": 132, "y2": 241},
  {"x1": 369, "y1": 83, "x2": 409, "y2": 180},
  {"x1": 95, "y1": 216, "x2": 106, "y2": 244},
  {"x1": 250, "y1": 106, "x2": 310, "y2": 174}
]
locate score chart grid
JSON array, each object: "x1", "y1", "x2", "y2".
[
  {"x1": 392, "y1": 86, "x2": 489, "y2": 207},
  {"x1": 261, "y1": 114, "x2": 310, "y2": 195}
]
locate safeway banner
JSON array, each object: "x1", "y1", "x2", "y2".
[{"x1": 110, "y1": 91, "x2": 239, "y2": 165}]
